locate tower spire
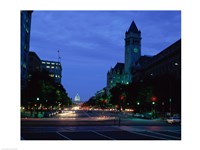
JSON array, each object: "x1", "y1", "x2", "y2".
[{"x1": 128, "y1": 20, "x2": 140, "y2": 33}]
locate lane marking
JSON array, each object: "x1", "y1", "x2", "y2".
[
  {"x1": 91, "y1": 131, "x2": 115, "y2": 140},
  {"x1": 125, "y1": 130, "x2": 168, "y2": 140},
  {"x1": 56, "y1": 132, "x2": 71, "y2": 140},
  {"x1": 167, "y1": 130, "x2": 181, "y2": 134},
  {"x1": 83, "y1": 110, "x2": 92, "y2": 118},
  {"x1": 146, "y1": 131, "x2": 181, "y2": 140},
  {"x1": 117, "y1": 126, "x2": 181, "y2": 140}
]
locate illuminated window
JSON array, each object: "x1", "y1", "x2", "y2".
[
  {"x1": 174, "y1": 62, "x2": 179, "y2": 66},
  {"x1": 51, "y1": 62, "x2": 55, "y2": 65},
  {"x1": 42, "y1": 62, "x2": 45, "y2": 64},
  {"x1": 22, "y1": 63, "x2": 26, "y2": 68},
  {"x1": 49, "y1": 74, "x2": 54, "y2": 77},
  {"x1": 55, "y1": 75, "x2": 58, "y2": 78},
  {"x1": 26, "y1": 28, "x2": 29, "y2": 33},
  {"x1": 46, "y1": 66, "x2": 50, "y2": 68},
  {"x1": 51, "y1": 66, "x2": 55, "y2": 69},
  {"x1": 47, "y1": 62, "x2": 50, "y2": 64}
]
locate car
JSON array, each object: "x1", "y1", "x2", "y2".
[
  {"x1": 133, "y1": 113, "x2": 144, "y2": 118},
  {"x1": 166, "y1": 116, "x2": 181, "y2": 124}
]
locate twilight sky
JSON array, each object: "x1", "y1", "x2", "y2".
[{"x1": 29, "y1": 11, "x2": 181, "y2": 102}]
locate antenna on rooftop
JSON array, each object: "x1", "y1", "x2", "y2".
[{"x1": 57, "y1": 50, "x2": 61, "y2": 63}]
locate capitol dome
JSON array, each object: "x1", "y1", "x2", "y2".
[{"x1": 74, "y1": 93, "x2": 80, "y2": 101}]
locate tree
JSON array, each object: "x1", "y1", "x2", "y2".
[{"x1": 22, "y1": 70, "x2": 72, "y2": 111}]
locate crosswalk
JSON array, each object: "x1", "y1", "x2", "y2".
[{"x1": 21, "y1": 125, "x2": 181, "y2": 140}]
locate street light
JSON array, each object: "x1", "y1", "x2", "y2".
[{"x1": 136, "y1": 102, "x2": 140, "y2": 113}]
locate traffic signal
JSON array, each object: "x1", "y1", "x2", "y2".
[
  {"x1": 120, "y1": 95, "x2": 125, "y2": 100},
  {"x1": 151, "y1": 96, "x2": 157, "y2": 105},
  {"x1": 151, "y1": 96, "x2": 157, "y2": 102},
  {"x1": 102, "y1": 99, "x2": 107, "y2": 104}
]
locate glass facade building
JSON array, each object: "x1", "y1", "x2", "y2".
[{"x1": 21, "y1": 11, "x2": 33, "y2": 89}]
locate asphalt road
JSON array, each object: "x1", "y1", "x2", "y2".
[{"x1": 21, "y1": 110, "x2": 181, "y2": 140}]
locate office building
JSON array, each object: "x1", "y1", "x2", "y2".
[{"x1": 41, "y1": 60, "x2": 62, "y2": 84}]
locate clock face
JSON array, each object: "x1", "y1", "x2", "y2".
[{"x1": 133, "y1": 47, "x2": 139, "y2": 53}]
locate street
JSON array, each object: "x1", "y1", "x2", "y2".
[{"x1": 21, "y1": 109, "x2": 181, "y2": 140}]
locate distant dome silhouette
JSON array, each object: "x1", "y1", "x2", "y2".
[{"x1": 74, "y1": 93, "x2": 80, "y2": 101}]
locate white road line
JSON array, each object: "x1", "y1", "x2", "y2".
[
  {"x1": 83, "y1": 110, "x2": 92, "y2": 118},
  {"x1": 167, "y1": 130, "x2": 181, "y2": 134},
  {"x1": 91, "y1": 131, "x2": 116, "y2": 140},
  {"x1": 56, "y1": 132, "x2": 71, "y2": 140},
  {"x1": 146, "y1": 131, "x2": 181, "y2": 140},
  {"x1": 127, "y1": 131, "x2": 168, "y2": 140}
]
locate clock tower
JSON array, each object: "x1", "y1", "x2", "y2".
[{"x1": 124, "y1": 20, "x2": 141, "y2": 83}]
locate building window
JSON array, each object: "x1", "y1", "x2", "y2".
[
  {"x1": 47, "y1": 62, "x2": 50, "y2": 64},
  {"x1": 126, "y1": 40, "x2": 130, "y2": 45},
  {"x1": 42, "y1": 62, "x2": 45, "y2": 64},
  {"x1": 174, "y1": 62, "x2": 179, "y2": 66},
  {"x1": 51, "y1": 62, "x2": 55, "y2": 65},
  {"x1": 51, "y1": 66, "x2": 55, "y2": 69},
  {"x1": 26, "y1": 28, "x2": 29, "y2": 33},
  {"x1": 46, "y1": 66, "x2": 50, "y2": 68},
  {"x1": 22, "y1": 63, "x2": 26, "y2": 69},
  {"x1": 49, "y1": 74, "x2": 54, "y2": 77}
]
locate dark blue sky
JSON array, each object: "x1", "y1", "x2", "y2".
[{"x1": 30, "y1": 11, "x2": 181, "y2": 101}]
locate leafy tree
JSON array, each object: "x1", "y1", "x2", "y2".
[{"x1": 21, "y1": 70, "x2": 72, "y2": 110}]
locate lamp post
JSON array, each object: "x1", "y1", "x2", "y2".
[
  {"x1": 137, "y1": 102, "x2": 140, "y2": 113},
  {"x1": 169, "y1": 98, "x2": 172, "y2": 117},
  {"x1": 162, "y1": 102, "x2": 165, "y2": 118},
  {"x1": 36, "y1": 97, "x2": 39, "y2": 118}
]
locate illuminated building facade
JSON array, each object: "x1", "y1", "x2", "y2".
[
  {"x1": 107, "y1": 63, "x2": 125, "y2": 93},
  {"x1": 41, "y1": 60, "x2": 62, "y2": 84},
  {"x1": 106, "y1": 20, "x2": 181, "y2": 99},
  {"x1": 74, "y1": 93, "x2": 81, "y2": 102},
  {"x1": 107, "y1": 20, "x2": 141, "y2": 93}
]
